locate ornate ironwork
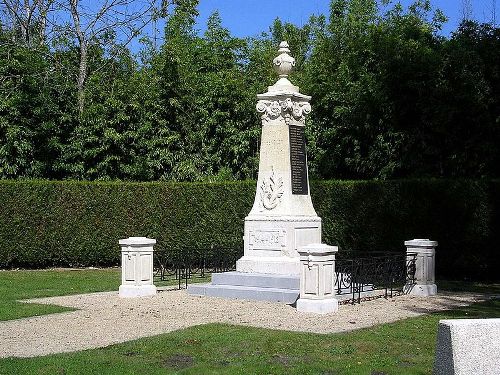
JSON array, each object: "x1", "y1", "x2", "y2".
[
  {"x1": 153, "y1": 246, "x2": 240, "y2": 289},
  {"x1": 153, "y1": 247, "x2": 417, "y2": 305},
  {"x1": 335, "y1": 252, "x2": 417, "y2": 304}
]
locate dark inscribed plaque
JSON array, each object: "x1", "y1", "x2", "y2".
[{"x1": 289, "y1": 125, "x2": 308, "y2": 195}]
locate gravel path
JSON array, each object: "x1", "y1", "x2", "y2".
[{"x1": 0, "y1": 289, "x2": 489, "y2": 358}]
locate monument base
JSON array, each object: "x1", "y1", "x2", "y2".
[
  {"x1": 296, "y1": 298, "x2": 339, "y2": 314},
  {"x1": 236, "y1": 256, "x2": 301, "y2": 275},
  {"x1": 238, "y1": 215, "x2": 321, "y2": 275},
  {"x1": 119, "y1": 285, "x2": 157, "y2": 298},
  {"x1": 409, "y1": 283, "x2": 437, "y2": 296}
]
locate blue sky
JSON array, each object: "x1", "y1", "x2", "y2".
[{"x1": 194, "y1": 0, "x2": 499, "y2": 38}]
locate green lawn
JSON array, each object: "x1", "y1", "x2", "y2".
[
  {"x1": 0, "y1": 269, "x2": 499, "y2": 374},
  {"x1": 0, "y1": 268, "x2": 210, "y2": 321},
  {"x1": 0, "y1": 268, "x2": 121, "y2": 321},
  {"x1": 0, "y1": 299, "x2": 498, "y2": 375}
]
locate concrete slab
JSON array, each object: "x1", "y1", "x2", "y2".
[{"x1": 434, "y1": 318, "x2": 500, "y2": 375}]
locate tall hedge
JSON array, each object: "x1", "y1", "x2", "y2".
[
  {"x1": 0, "y1": 180, "x2": 254, "y2": 268},
  {"x1": 0, "y1": 179, "x2": 498, "y2": 281},
  {"x1": 313, "y1": 180, "x2": 499, "y2": 281}
]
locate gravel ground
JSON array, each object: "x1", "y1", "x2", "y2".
[{"x1": 0, "y1": 289, "x2": 489, "y2": 358}]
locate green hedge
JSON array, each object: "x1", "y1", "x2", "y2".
[
  {"x1": 313, "y1": 180, "x2": 499, "y2": 281},
  {"x1": 0, "y1": 179, "x2": 498, "y2": 281},
  {"x1": 0, "y1": 180, "x2": 254, "y2": 268}
]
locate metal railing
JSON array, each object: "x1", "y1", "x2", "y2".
[
  {"x1": 335, "y1": 252, "x2": 417, "y2": 304},
  {"x1": 153, "y1": 247, "x2": 240, "y2": 289},
  {"x1": 153, "y1": 248, "x2": 418, "y2": 306}
]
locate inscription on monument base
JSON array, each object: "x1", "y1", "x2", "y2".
[
  {"x1": 289, "y1": 124, "x2": 308, "y2": 195},
  {"x1": 248, "y1": 229, "x2": 286, "y2": 251}
]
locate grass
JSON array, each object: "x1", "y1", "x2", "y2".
[
  {"x1": 0, "y1": 268, "x2": 121, "y2": 321},
  {"x1": 0, "y1": 268, "x2": 210, "y2": 321},
  {"x1": 0, "y1": 269, "x2": 498, "y2": 374},
  {"x1": 0, "y1": 299, "x2": 498, "y2": 375}
]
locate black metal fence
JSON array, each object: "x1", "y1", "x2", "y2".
[
  {"x1": 153, "y1": 247, "x2": 417, "y2": 305},
  {"x1": 335, "y1": 252, "x2": 417, "y2": 304},
  {"x1": 153, "y1": 247, "x2": 240, "y2": 289}
]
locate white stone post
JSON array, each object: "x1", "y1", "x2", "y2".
[
  {"x1": 119, "y1": 237, "x2": 157, "y2": 298},
  {"x1": 296, "y1": 243, "x2": 339, "y2": 314},
  {"x1": 405, "y1": 239, "x2": 437, "y2": 296}
]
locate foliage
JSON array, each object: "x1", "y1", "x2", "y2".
[
  {"x1": 313, "y1": 179, "x2": 500, "y2": 281},
  {"x1": 1, "y1": 1, "x2": 499, "y2": 181},
  {"x1": 1, "y1": 298, "x2": 499, "y2": 374},
  {"x1": 0, "y1": 179, "x2": 498, "y2": 281},
  {"x1": 0, "y1": 34, "x2": 75, "y2": 179},
  {"x1": 0, "y1": 180, "x2": 254, "y2": 268}
]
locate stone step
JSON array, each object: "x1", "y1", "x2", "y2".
[
  {"x1": 211, "y1": 271, "x2": 299, "y2": 290},
  {"x1": 187, "y1": 272, "x2": 375, "y2": 304},
  {"x1": 188, "y1": 283, "x2": 299, "y2": 304}
]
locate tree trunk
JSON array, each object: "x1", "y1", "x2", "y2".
[
  {"x1": 38, "y1": 0, "x2": 51, "y2": 46},
  {"x1": 70, "y1": 0, "x2": 87, "y2": 115},
  {"x1": 77, "y1": 40, "x2": 87, "y2": 115}
]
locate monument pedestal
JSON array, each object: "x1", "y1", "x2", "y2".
[
  {"x1": 119, "y1": 237, "x2": 157, "y2": 298},
  {"x1": 237, "y1": 216, "x2": 321, "y2": 275},
  {"x1": 405, "y1": 239, "x2": 438, "y2": 297},
  {"x1": 296, "y1": 243, "x2": 339, "y2": 314}
]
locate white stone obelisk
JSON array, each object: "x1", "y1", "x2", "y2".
[{"x1": 236, "y1": 41, "x2": 321, "y2": 276}]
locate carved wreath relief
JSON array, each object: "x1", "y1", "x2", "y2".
[
  {"x1": 256, "y1": 98, "x2": 311, "y2": 125},
  {"x1": 259, "y1": 167, "x2": 284, "y2": 211}
]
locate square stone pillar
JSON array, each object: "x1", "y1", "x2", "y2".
[
  {"x1": 405, "y1": 239, "x2": 437, "y2": 296},
  {"x1": 119, "y1": 237, "x2": 157, "y2": 298},
  {"x1": 296, "y1": 243, "x2": 339, "y2": 314}
]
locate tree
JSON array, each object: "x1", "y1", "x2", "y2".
[
  {"x1": 461, "y1": 0, "x2": 473, "y2": 21},
  {"x1": 0, "y1": 26, "x2": 74, "y2": 178},
  {"x1": 64, "y1": 0, "x2": 159, "y2": 114},
  {"x1": 0, "y1": 0, "x2": 499, "y2": 181},
  {"x1": 433, "y1": 21, "x2": 500, "y2": 177},
  {"x1": 0, "y1": 0, "x2": 55, "y2": 46}
]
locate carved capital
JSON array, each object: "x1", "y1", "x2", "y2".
[{"x1": 256, "y1": 98, "x2": 311, "y2": 125}]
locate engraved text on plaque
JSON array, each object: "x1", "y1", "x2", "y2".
[{"x1": 289, "y1": 124, "x2": 308, "y2": 195}]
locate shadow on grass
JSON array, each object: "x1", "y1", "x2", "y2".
[
  {"x1": 435, "y1": 299, "x2": 500, "y2": 319},
  {"x1": 437, "y1": 280, "x2": 500, "y2": 295}
]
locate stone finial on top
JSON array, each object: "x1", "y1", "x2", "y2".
[
  {"x1": 257, "y1": 41, "x2": 311, "y2": 124},
  {"x1": 267, "y1": 41, "x2": 300, "y2": 93},
  {"x1": 273, "y1": 41, "x2": 296, "y2": 78}
]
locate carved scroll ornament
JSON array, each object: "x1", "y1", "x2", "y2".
[{"x1": 256, "y1": 98, "x2": 311, "y2": 125}]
